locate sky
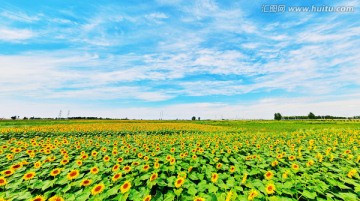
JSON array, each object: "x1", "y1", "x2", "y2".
[{"x1": 0, "y1": 0, "x2": 359, "y2": 119}]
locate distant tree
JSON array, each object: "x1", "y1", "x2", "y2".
[
  {"x1": 308, "y1": 112, "x2": 316, "y2": 119},
  {"x1": 274, "y1": 113, "x2": 282, "y2": 120},
  {"x1": 11, "y1": 116, "x2": 17, "y2": 120},
  {"x1": 192, "y1": 116, "x2": 196, "y2": 121},
  {"x1": 23, "y1": 117, "x2": 28, "y2": 120},
  {"x1": 198, "y1": 117, "x2": 200, "y2": 121}
]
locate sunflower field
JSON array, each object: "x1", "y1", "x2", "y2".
[{"x1": 0, "y1": 120, "x2": 359, "y2": 201}]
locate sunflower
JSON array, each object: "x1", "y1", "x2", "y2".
[
  {"x1": 192, "y1": 155, "x2": 197, "y2": 160},
  {"x1": 288, "y1": 155, "x2": 296, "y2": 161},
  {"x1": 170, "y1": 158, "x2": 176, "y2": 165},
  {"x1": 282, "y1": 171, "x2": 289, "y2": 179},
  {"x1": 80, "y1": 178, "x2": 92, "y2": 187},
  {"x1": 91, "y1": 183, "x2": 105, "y2": 195},
  {"x1": 143, "y1": 195, "x2": 151, "y2": 201},
  {"x1": 112, "y1": 173, "x2": 122, "y2": 182},
  {"x1": 0, "y1": 177, "x2": 7, "y2": 186},
  {"x1": 67, "y1": 170, "x2": 80, "y2": 180},
  {"x1": 306, "y1": 160, "x2": 314, "y2": 167},
  {"x1": 30, "y1": 195, "x2": 45, "y2": 201},
  {"x1": 188, "y1": 166, "x2": 193, "y2": 173},
  {"x1": 60, "y1": 159, "x2": 69, "y2": 165},
  {"x1": 347, "y1": 169, "x2": 357, "y2": 178},
  {"x1": 50, "y1": 168, "x2": 61, "y2": 177},
  {"x1": 264, "y1": 171, "x2": 274, "y2": 180},
  {"x1": 2, "y1": 169, "x2": 14, "y2": 177},
  {"x1": 248, "y1": 189, "x2": 258, "y2": 201},
  {"x1": 90, "y1": 167, "x2": 99, "y2": 174},
  {"x1": 241, "y1": 173, "x2": 248, "y2": 184},
  {"x1": 229, "y1": 166, "x2": 235, "y2": 173},
  {"x1": 48, "y1": 195, "x2": 65, "y2": 201},
  {"x1": 149, "y1": 173, "x2": 158, "y2": 182},
  {"x1": 193, "y1": 197, "x2": 205, "y2": 201},
  {"x1": 271, "y1": 160, "x2": 278, "y2": 167},
  {"x1": 175, "y1": 177, "x2": 185, "y2": 188},
  {"x1": 91, "y1": 150, "x2": 98, "y2": 157},
  {"x1": 103, "y1": 155, "x2": 110, "y2": 162},
  {"x1": 216, "y1": 163, "x2": 222, "y2": 169},
  {"x1": 81, "y1": 154, "x2": 88, "y2": 160},
  {"x1": 142, "y1": 164, "x2": 150, "y2": 171},
  {"x1": 34, "y1": 161, "x2": 42, "y2": 169},
  {"x1": 76, "y1": 160, "x2": 83, "y2": 166},
  {"x1": 6, "y1": 154, "x2": 13, "y2": 161},
  {"x1": 225, "y1": 190, "x2": 233, "y2": 201},
  {"x1": 265, "y1": 183, "x2": 276, "y2": 194},
  {"x1": 23, "y1": 172, "x2": 36, "y2": 180},
  {"x1": 117, "y1": 157, "x2": 123, "y2": 163},
  {"x1": 291, "y1": 163, "x2": 299, "y2": 171},
  {"x1": 120, "y1": 181, "x2": 131, "y2": 193},
  {"x1": 123, "y1": 166, "x2": 131, "y2": 173},
  {"x1": 10, "y1": 163, "x2": 23, "y2": 171},
  {"x1": 112, "y1": 164, "x2": 120, "y2": 172},
  {"x1": 210, "y1": 173, "x2": 219, "y2": 183}
]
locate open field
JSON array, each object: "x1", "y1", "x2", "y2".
[{"x1": 0, "y1": 120, "x2": 359, "y2": 201}]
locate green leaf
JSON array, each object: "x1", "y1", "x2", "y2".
[
  {"x1": 302, "y1": 190, "x2": 317, "y2": 199},
  {"x1": 188, "y1": 186, "x2": 198, "y2": 195},
  {"x1": 163, "y1": 191, "x2": 175, "y2": 201},
  {"x1": 282, "y1": 181, "x2": 293, "y2": 189},
  {"x1": 106, "y1": 186, "x2": 119, "y2": 196},
  {"x1": 76, "y1": 191, "x2": 91, "y2": 201},
  {"x1": 355, "y1": 186, "x2": 360, "y2": 193},
  {"x1": 65, "y1": 194, "x2": 76, "y2": 201},
  {"x1": 335, "y1": 192, "x2": 358, "y2": 201},
  {"x1": 208, "y1": 184, "x2": 218, "y2": 193},
  {"x1": 62, "y1": 184, "x2": 72, "y2": 193},
  {"x1": 139, "y1": 174, "x2": 150, "y2": 180},
  {"x1": 173, "y1": 188, "x2": 183, "y2": 196},
  {"x1": 189, "y1": 173, "x2": 198, "y2": 180},
  {"x1": 32, "y1": 180, "x2": 44, "y2": 189},
  {"x1": 222, "y1": 157, "x2": 229, "y2": 163},
  {"x1": 226, "y1": 177, "x2": 235, "y2": 187},
  {"x1": 249, "y1": 168, "x2": 260, "y2": 176},
  {"x1": 56, "y1": 176, "x2": 69, "y2": 185},
  {"x1": 16, "y1": 191, "x2": 32, "y2": 200},
  {"x1": 42, "y1": 180, "x2": 55, "y2": 191}
]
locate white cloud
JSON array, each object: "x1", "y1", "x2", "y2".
[
  {"x1": 0, "y1": 28, "x2": 35, "y2": 41},
  {"x1": 0, "y1": 11, "x2": 40, "y2": 22}
]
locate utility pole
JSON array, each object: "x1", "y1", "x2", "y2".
[{"x1": 58, "y1": 110, "x2": 62, "y2": 119}]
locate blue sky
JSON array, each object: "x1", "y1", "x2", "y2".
[{"x1": 0, "y1": 0, "x2": 359, "y2": 119}]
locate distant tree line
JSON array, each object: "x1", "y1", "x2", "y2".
[
  {"x1": 191, "y1": 116, "x2": 201, "y2": 121},
  {"x1": 274, "y1": 112, "x2": 360, "y2": 120}
]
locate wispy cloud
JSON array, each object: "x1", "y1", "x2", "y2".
[
  {"x1": 0, "y1": 0, "x2": 359, "y2": 118},
  {"x1": 0, "y1": 27, "x2": 35, "y2": 41}
]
